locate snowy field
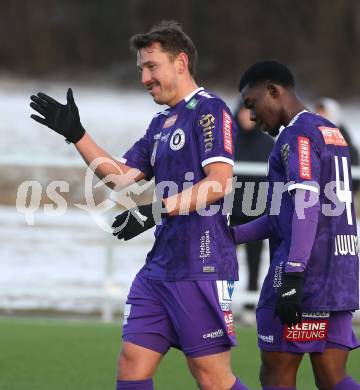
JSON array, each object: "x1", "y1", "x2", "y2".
[
  {"x1": 0, "y1": 78, "x2": 359, "y2": 318},
  {"x1": 0, "y1": 205, "x2": 153, "y2": 315},
  {"x1": 0, "y1": 205, "x2": 265, "y2": 317}
]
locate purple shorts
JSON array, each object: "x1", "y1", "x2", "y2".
[
  {"x1": 256, "y1": 307, "x2": 360, "y2": 353},
  {"x1": 122, "y1": 272, "x2": 237, "y2": 357}
]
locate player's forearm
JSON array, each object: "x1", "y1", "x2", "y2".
[
  {"x1": 75, "y1": 132, "x2": 144, "y2": 189},
  {"x1": 231, "y1": 215, "x2": 271, "y2": 244},
  {"x1": 285, "y1": 190, "x2": 320, "y2": 272},
  {"x1": 163, "y1": 173, "x2": 232, "y2": 216}
]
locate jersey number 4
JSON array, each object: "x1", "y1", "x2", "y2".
[{"x1": 334, "y1": 156, "x2": 353, "y2": 225}]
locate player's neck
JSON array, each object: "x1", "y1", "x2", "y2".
[
  {"x1": 169, "y1": 78, "x2": 199, "y2": 107},
  {"x1": 283, "y1": 98, "x2": 306, "y2": 127}
]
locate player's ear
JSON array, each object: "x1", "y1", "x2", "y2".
[
  {"x1": 267, "y1": 83, "x2": 280, "y2": 99},
  {"x1": 177, "y1": 52, "x2": 188, "y2": 74}
]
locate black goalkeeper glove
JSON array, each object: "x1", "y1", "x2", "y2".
[
  {"x1": 275, "y1": 272, "x2": 304, "y2": 327},
  {"x1": 112, "y1": 201, "x2": 168, "y2": 241},
  {"x1": 30, "y1": 88, "x2": 85, "y2": 143}
]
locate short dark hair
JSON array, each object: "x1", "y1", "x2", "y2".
[
  {"x1": 238, "y1": 60, "x2": 295, "y2": 92},
  {"x1": 129, "y1": 20, "x2": 198, "y2": 77}
]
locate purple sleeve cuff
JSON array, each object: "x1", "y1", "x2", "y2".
[
  {"x1": 231, "y1": 215, "x2": 271, "y2": 244},
  {"x1": 285, "y1": 190, "x2": 320, "y2": 272}
]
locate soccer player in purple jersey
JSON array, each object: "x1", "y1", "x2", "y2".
[
  {"x1": 30, "y1": 21, "x2": 248, "y2": 390},
  {"x1": 231, "y1": 60, "x2": 360, "y2": 390}
]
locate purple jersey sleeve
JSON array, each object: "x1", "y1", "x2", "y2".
[
  {"x1": 231, "y1": 214, "x2": 271, "y2": 244},
  {"x1": 195, "y1": 99, "x2": 234, "y2": 168},
  {"x1": 259, "y1": 112, "x2": 359, "y2": 311},
  {"x1": 122, "y1": 127, "x2": 154, "y2": 180},
  {"x1": 282, "y1": 127, "x2": 321, "y2": 194},
  {"x1": 285, "y1": 189, "x2": 320, "y2": 273}
]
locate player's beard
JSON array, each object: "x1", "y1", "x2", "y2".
[
  {"x1": 152, "y1": 80, "x2": 178, "y2": 106},
  {"x1": 147, "y1": 82, "x2": 162, "y2": 103}
]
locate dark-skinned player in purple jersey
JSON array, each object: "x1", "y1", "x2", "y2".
[
  {"x1": 231, "y1": 60, "x2": 360, "y2": 390},
  {"x1": 30, "y1": 21, "x2": 248, "y2": 390}
]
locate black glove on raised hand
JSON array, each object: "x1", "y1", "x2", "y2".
[
  {"x1": 30, "y1": 88, "x2": 85, "y2": 143},
  {"x1": 275, "y1": 272, "x2": 304, "y2": 327},
  {"x1": 112, "y1": 201, "x2": 168, "y2": 241}
]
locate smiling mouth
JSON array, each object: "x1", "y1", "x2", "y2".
[{"x1": 147, "y1": 83, "x2": 159, "y2": 94}]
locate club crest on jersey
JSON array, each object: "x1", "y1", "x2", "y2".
[{"x1": 170, "y1": 128, "x2": 185, "y2": 151}]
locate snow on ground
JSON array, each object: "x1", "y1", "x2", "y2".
[
  {"x1": 0, "y1": 205, "x2": 151, "y2": 313},
  {"x1": 0, "y1": 205, "x2": 263, "y2": 315}
]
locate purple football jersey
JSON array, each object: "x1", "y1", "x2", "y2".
[
  {"x1": 122, "y1": 88, "x2": 238, "y2": 281},
  {"x1": 260, "y1": 111, "x2": 359, "y2": 311}
]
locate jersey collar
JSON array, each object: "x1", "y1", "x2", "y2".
[
  {"x1": 184, "y1": 87, "x2": 204, "y2": 102},
  {"x1": 166, "y1": 87, "x2": 204, "y2": 113},
  {"x1": 288, "y1": 110, "x2": 308, "y2": 127}
]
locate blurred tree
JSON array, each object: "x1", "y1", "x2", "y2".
[{"x1": 0, "y1": 0, "x2": 359, "y2": 97}]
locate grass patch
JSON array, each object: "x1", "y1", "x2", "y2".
[{"x1": 0, "y1": 317, "x2": 358, "y2": 390}]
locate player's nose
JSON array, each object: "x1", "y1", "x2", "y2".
[{"x1": 141, "y1": 68, "x2": 152, "y2": 86}]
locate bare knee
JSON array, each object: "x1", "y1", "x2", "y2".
[
  {"x1": 187, "y1": 352, "x2": 236, "y2": 390},
  {"x1": 260, "y1": 351, "x2": 302, "y2": 387},
  {"x1": 192, "y1": 371, "x2": 235, "y2": 390},
  {"x1": 260, "y1": 360, "x2": 298, "y2": 386},
  {"x1": 193, "y1": 371, "x2": 217, "y2": 390},
  {"x1": 118, "y1": 351, "x2": 142, "y2": 379},
  {"x1": 311, "y1": 349, "x2": 348, "y2": 390},
  {"x1": 313, "y1": 369, "x2": 347, "y2": 390},
  {"x1": 118, "y1": 342, "x2": 162, "y2": 380}
]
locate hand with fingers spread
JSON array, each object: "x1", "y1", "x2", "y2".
[{"x1": 30, "y1": 88, "x2": 85, "y2": 143}]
